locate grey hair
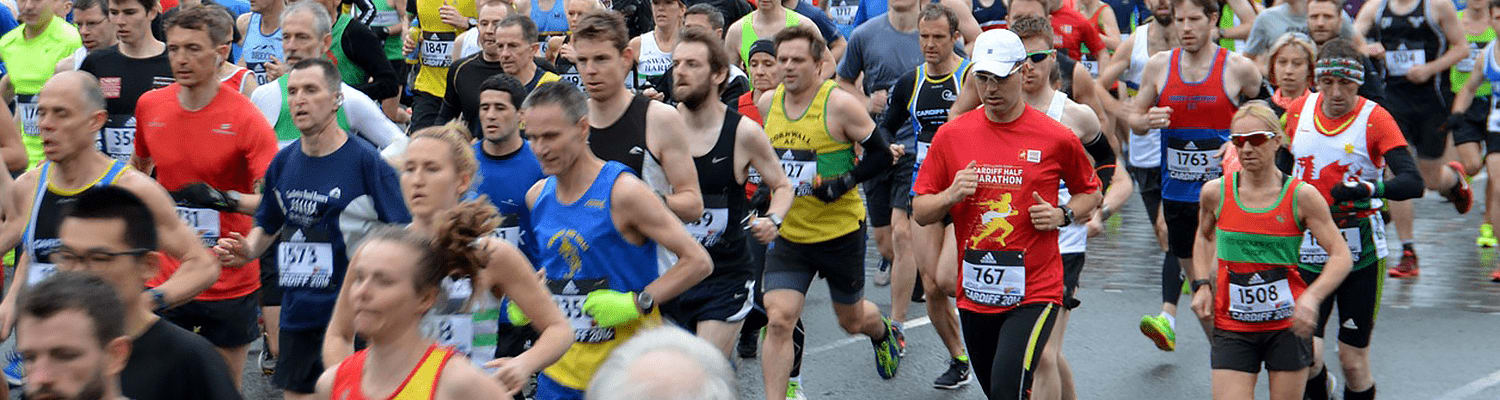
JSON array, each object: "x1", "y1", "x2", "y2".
[
  {"x1": 586, "y1": 327, "x2": 736, "y2": 400},
  {"x1": 684, "y1": 4, "x2": 724, "y2": 31},
  {"x1": 282, "y1": 0, "x2": 332, "y2": 37},
  {"x1": 522, "y1": 82, "x2": 588, "y2": 123}
]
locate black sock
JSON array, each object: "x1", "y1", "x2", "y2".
[
  {"x1": 1305, "y1": 367, "x2": 1329, "y2": 400},
  {"x1": 1402, "y1": 242, "x2": 1415, "y2": 252},
  {"x1": 1344, "y1": 384, "x2": 1375, "y2": 400}
]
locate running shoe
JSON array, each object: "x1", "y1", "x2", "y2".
[
  {"x1": 1445, "y1": 161, "x2": 1474, "y2": 214},
  {"x1": 872, "y1": 317, "x2": 903, "y2": 379},
  {"x1": 1138, "y1": 314, "x2": 1176, "y2": 352},
  {"x1": 1389, "y1": 248, "x2": 1421, "y2": 278},
  {"x1": 3, "y1": 349, "x2": 22, "y2": 386},
  {"x1": 873, "y1": 258, "x2": 891, "y2": 287},
  {"x1": 932, "y1": 358, "x2": 972, "y2": 390},
  {"x1": 911, "y1": 278, "x2": 926, "y2": 303},
  {"x1": 259, "y1": 337, "x2": 276, "y2": 376},
  {"x1": 891, "y1": 321, "x2": 907, "y2": 357},
  {"x1": 1479, "y1": 223, "x2": 1497, "y2": 248},
  {"x1": 786, "y1": 380, "x2": 807, "y2": 400},
  {"x1": 736, "y1": 330, "x2": 758, "y2": 358},
  {"x1": 1490, "y1": 263, "x2": 1500, "y2": 282}
]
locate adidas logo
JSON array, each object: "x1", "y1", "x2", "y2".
[
  {"x1": 290, "y1": 230, "x2": 306, "y2": 242},
  {"x1": 1249, "y1": 273, "x2": 1264, "y2": 284},
  {"x1": 781, "y1": 150, "x2": 795, "y2": 160},
  {"x1": 563, "y1": 281, "x2": 579, "y2": 295},
  {"x1": 1342, "y1": 319, "x2": 1358, "y2": 330},
  {"x1": 981, "y1": 252, "x2": 997, "y2": 264},
  {"x1": 1185, "y1": 142, "x2": 1199, "y2": 150}
]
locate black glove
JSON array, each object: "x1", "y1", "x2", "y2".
[
  {"x1": 170, "y1": 182, "x2": 237, "y2": 212},
  {"x1": 1444, "y1": 113, "x2": 1466, "y2": 133},
  {"x1": 811, "y1": 174, "x2": 856, "y2": 203},
  {"x1": 1330, "y1": 180, "x2": 1375, "y2": 202},
  {"x1": 749, "y1": 185, "x2": 771, "y2": 214}
]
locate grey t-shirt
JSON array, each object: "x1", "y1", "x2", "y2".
[
  {"x1": 838, "y1": 16, "x2": 925, "y2": 97},
  {"x1": 1244, "y1": 4, "x2": 1357, "y2": 57}
]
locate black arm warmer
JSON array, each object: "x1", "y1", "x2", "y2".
[
  {"x1": 1276, "y1": 147, "x2": 1295, "y2": 176},
  {"x1": 1380, "y1": 147, "x2": 1424, "y2": 201},
  {"x1": 850, "y1": 127, "x2": 894, "y2": 183},
  {"x1": 1082, "y1": 132, "x2": 1115, "y2": 191}
]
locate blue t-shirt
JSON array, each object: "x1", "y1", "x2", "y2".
[
  {"x1": 0, "y1": 7, "x2": 18, "y2": 74},
  {"x1": 474, "y1": 141, "x2": 545, "y2": 262},
  {"x1": 256, "y1": 138, "x2": 411, "y2": 332},
  {"x1": 218, "y1": 0, "x2": 251, "y2": 62},
  {"x1": 793, "y1": 0, "x2": 842, "y2": 45},
  {"x1": 851, "y1": 0, "x2": 886, "y2": 29}
]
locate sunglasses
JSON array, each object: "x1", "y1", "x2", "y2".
[
  {"x1": 1026, "y1": 49, "x2": 1055, "y2": 64},
  {"x1": 1230, "y1": 131, "x2": 1278, "y2": 147},
  {"x1": 974, "y1": 63, "x2": 1025, "y2": 86}
]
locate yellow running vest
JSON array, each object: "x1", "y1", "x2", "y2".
[
  {"x1": 764, "y1": 80, "x2": 865, "y2": 244},
  {"x1": 413, "y1": 0, "x2": 475, "y2": 97},
  {"x1": 542, "y1": 312, "x2": 662, "y2": 389}
]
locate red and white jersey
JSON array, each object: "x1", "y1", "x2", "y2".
[{"x1": 1286, "y1": 93, "x2": 1402, "y2": 212}]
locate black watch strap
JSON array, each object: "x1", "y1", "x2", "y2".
[{"x1": 1191, "y1": 279, "x2": 1213, "y2": 292}]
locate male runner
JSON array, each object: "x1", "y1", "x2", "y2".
[
  {"x1": 1128, "y1": 0, "x2": 1262, "y2": 351},
  {"x1": 665, "y1": 26, "x2": 794, "y2": 358},
  {"x1": 1189, "y1": 103, "x2": 1351, "y2": 400},
  {"x1": 79, "y1": 0, "x2": 170, "y2": 162},
  {"x1": 16, "y1": 273, "x2": 132, "y2": 400},
  {"x1": 406, "y1": 0, "x2": 475, "y2": 130},
  {"x1": 54, "y1": 0, "x2": 115, "y2": 72},
  {"x1": 912, "y1": 28, "x2": 1101, "y2": 400},
  {"x1": 640, "y1": 5, "x2": 754, "y2": 106},
  {"x1": 1290, "y1": 39, "x2": 1424, "y2": 400},
  {"x1": 836, "y1": 0, "x2": 921, "y2": 307},
  {"x1": 1243, "y1": 0, "x2": 1356, "y2": 62},
  {"x1": 2, "y1": 72, "x2": 230, "y2": 399},
  {"x1": 1452, "y1": 0, "x2": 1500, "y2": 280},
  {"x1": 309, "y1": 0, "x2": 398, "y2": 102},
  {"x1": 876, "y1": 2, "x2": 971, "y2": 390},
  {"x1": 132, "y1": 5, "x2": 279, "y2": 388},
  {"x1": 724, "y1": 0, "x2": 820, "y2": 71},
  {"x1": 1449, "y1": 0, "x2": 1496, "y2": 249},
  {"x1": 0, "y1": 0, "x2": 78, "y2": 167},
  {"x1": 1353, "y1": 0, "x2": 1472, "y2": 278},
  {"x1": 442, "y1": 12, "x2": 559, "y2": 137},
  {"x1": 214, "y1": 59, "x2": 411, "y2": 400},
  {"x1": 234, "y1": 0, "x2": 283, "y2": 85},
  {"x1": 1307, "y1": 0, "x2": 1384, "y2": 102},
  {"x1": 249, "y1": 1, "x2": 406, "y2": 155},
  {"x1": 755, "y1": 25, "x2": 902, "y2": 400},
  {"x1": 573, "y1": 10, "x2": 703, "y2": 221},
  {"x1": 521, "y1": 81, "x2": 713, "y2": 400}
]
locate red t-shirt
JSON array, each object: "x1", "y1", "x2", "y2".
[
  {"x1": 913, "y1": 107, "x2": 1099, "y2": 313},
  {"x1": 136, "y1": 84, "x2": 279, "y2": 300},
  {"x1": 1050, "y1": 7, "x2": 1107, "y2": 61}
]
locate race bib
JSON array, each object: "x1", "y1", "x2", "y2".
[
  {"x1": 776, "y1": 148, "x2": 818, "y2": 196},
  {"x1": 96, "y1": 115, "x2": 137, "y2": 161},
  {"x1": 1457, "y1": 47, "x2": 1483, "y2": 73},
  {"x1": 420, "y1": 32, "x2": 457, "y2": 68},
  {"x1": 548, "y1": 278, "x2": 615, "y2": 343},
  {"x1": 15, "y1": 95, "x2": 38, "y2": 136},
  {"x1": 961, "y1": 250, "x2": 1025, "y2": 307},
  {"x1": 26, "y1": 263, "x2": 56, "y2": 287},
  {"x1": 370, "y1": 10, "x2": 400, "y2": 27},
  {"x1": 916, "y1": 140, "x2": 931, "y2": 165},
  {"x1": 1165, "y1": 137, "x2": 1221, "y2": 182},
  {"x1": 1081, "y1": 60, "x2": 1100, "y2": 77},
  {"x1": 279, "y1": 242, "x2": 334, "y2": 288},
  {"x1": 492, "y1": 214, "x2": 522, "y2": 246},
  {"x1": 420, "y1": 314, "x2": 474, "y2": 357},
  {"x1": 685, "y1": 208, "x2": 729, "y2": 247},
  {"x1": 1489, "y1": 97, "x2": 1500, "y2": 132},
  {"x1": 175, "y1": 207, "x2": 221, "y2": 247},
  {"x1": 1227, "y1": 268, "x2": 1294, "y2": 323},
  {"x1": 1384, "y1": 49, "x2": 1425, "y2": 77},
  {"x1": 1299, "y1": 226, "x2": 1362, "y2": 265}
]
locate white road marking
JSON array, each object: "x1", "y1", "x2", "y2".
[
  {"x1": 1434, "y1": 369, "x2": 1500, "y2": 400},
  {"x1": 807, "y1": 316, "x2": 933, "y2": 355}
]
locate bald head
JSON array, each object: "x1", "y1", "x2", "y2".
[
  {"x1": 588, "y1": 327, "x2": 735, "y2": 400},
  {"x1": 43, "y1": 71, "x2": 107, "y2": 114}
]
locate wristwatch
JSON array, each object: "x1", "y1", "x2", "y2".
[
  {"x1": 146, "y1": 288, "x2": 167, "y2": 312},
  {"x1": 1191, "y1": 279, "x2": 1213, "y2": 292},
  {"x1": 765, "y1": 213, "x2": 784, "y2": 229},
  {"x1": 1059, "y1": 205, "x2": 1075, "y2": 226},
  {"x1": 635, "y1": 291, "x2": 655, "y2": 314},
  {"x1": 467, "y1": 17, "x2": 478, "y2": 28}
]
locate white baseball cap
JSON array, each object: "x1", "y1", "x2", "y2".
[{"x1": 970, "y1": 29, "x2": 1028, "y2": 78}]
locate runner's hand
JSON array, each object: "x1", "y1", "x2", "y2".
[
  {"x1": 484, "y1": 357, "x2": 526, "y2": 396},
  {"x1": 750, "y1": 217, "x2": 778, "y2": 244},
  {"x1": 1330, "y1": 180, "x2": 1376, "y2": 202},
  {"x1": 1190, "y1": 287, "x2": 1213, "y2": 320},
  {"x1": 1405, "y1": 64, "x2": 1436, "y2": 84},
  {"x1": 0, "y1": 300, "x2": 13, "y2": 342},
  {"x1": 810, "y1": 174, "x2": 856, "y2": 203},
  {"x1": 263, "y1": 56, "x2": 285, "y2": 82},
  {"x1": 1291, "y1": 295, "x2": 1321, "y2": 338},
  {"x1": 1029, "y1": 192, "x2": 1063, "y2": 231},
  {"x1": 582, "y1": 290, "x2": 643, "y2": 328},
  {"x1": 868, "y1": 90, "x2": 889, "y2": 115},
  {"x1": 439, "y1": 0, "x2": 468, "y2": 29},
  {"x1": 889, "y1": 144, "x2": 905, "y2": 161},
  {"x1": 404, "y1": 31, "x2": 420, "y2": 55},
  {"x1": 171, "y1": 182, "x2": 237, "y2": 212},
  {"x1": 946, "y1": 161, "x2": 978, "y2": 204},
  {"x1": 1363, "y1": 42, "x2": 1385, "y2": 58},
  {"x1": 1145, "y1": 106, "x2": 1173, "y2": 129},
  {"x1": 642, "y1": 88, "x2": 664, "y2": 102},
  {"x1": 213, "y1": 232, "x2": 251, "y2": 267}
]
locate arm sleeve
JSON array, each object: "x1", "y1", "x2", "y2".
[
  {"x1": 881, "y1": 76, "x2": 913, "y2": 141},
  {"x1": 1082, "y1": 132, "x2": 1116, "y2": 190},
  {"x1": 343, "y1": 23, "x2": 399, "y2": 100},
  {"x1": 249, "y1": 84, "x2": 282, "y2": 125},
  {"x1": 352, "y1": 0, "x2": 377, "y2": 25},
  {"x1": 345, "y1": 88, "x2": 407, "y2": 151},
  {"x1": 1062, "y1": 132, "x2": 1101, "y2": 196},
  {"x1": 439, "y1": 60, "x2": 464, "y2": 122},
  {"x1": 1379, "y1": 148, "x2": 1423, "y2": 201},
  {"x1": 849, "y1": 127, "x2": 893, "y2": 182}
]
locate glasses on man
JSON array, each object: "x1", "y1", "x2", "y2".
[
  {"x1": 1026, "y1": 49, "x2": 1055, "y2": 64},
  {"x1": 973, "y1": 63, "x2": 1025, "y2": 87},
  {"x1": 49, "y1": 247, "x2": 152, "y2": 268},
  {"x1": 1230, "y1": 131, "x2": 1278, "y2": 147}
]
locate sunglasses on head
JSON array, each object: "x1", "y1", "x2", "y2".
[
  {"x1": 1230, "y1": 131, "x2": 1277, "y2": 147},
  {"x1": 1026, "y1": 49, "x2": 1055, "y2": 64}
]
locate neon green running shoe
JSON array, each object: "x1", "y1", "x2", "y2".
[
  {"x1": 1138, "y1": 315, "x2": 1176, "y2": 352},
  {"x1": 786, "y1": 380, "x2": 807, "y2": 400},
  {"x1": 1479, "y1": 224, "x2": 1497, "y2": 248},
  {"x1": 872, "y1": 317, "x2": 902, "y2": 379}
]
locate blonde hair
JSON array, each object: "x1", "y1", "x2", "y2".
[
  {"x1": 1267, "y1": 33, "x2": 1317, "y2": 88},
  {"x1": 1232, "y1": 100, "x2": 1285, "y2": 135},
  {"x1": 409, "y1": 121, "x2": 480, "y2": 189}
]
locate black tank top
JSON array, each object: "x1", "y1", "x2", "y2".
[
  {"x1": 590, "y1": 95, "x2": 653, "y2": 175},
  {"x1": 688, "y1": 111, "x2": 750, "y2": 278},
  {"x1": 1375, "y1": 0, "x2": 1444, "y2": 86},
  {"x1": 23, "y1": 160, "x2": 129, "y2": 287},
  {"x1": 79, "y1": 46, "x2": 175, "y2": 118}
]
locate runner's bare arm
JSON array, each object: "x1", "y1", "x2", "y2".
[
  {"x1": 1227, "y1": 53, "x2": 1263, "y2": 101},
  {"x1": 645, "y1": 101, "x2": 705, "y2": 221},
  {"x1": 0, "y1": 105, "x2": 27, "y2": 171},
  {"x1": 1188, "y1": 178, "x2": 1222, "y2": 317},
  {"x1": 1094, "y1": 29, "x2": 1134, "y2": 89},
  {"x1": 1428, "y1": 0, "x2": 1469, "y2": 73},
  {"x1": 1452, "y1": 62, "x2": 1486, "y2": 113},
  {"x1": 0, "y1": 172, "x2": 38, "y2": 341},
  {"x1": 1295, "y1": 183, "x2": 1351, "y2": 309},
  {"x1": 1128, "y1": 52, "x2": 1171, "y2": 133},
  {"x1": 118, "y1": 172, "x2": 220, "y2": 308},
  {"x1": 613, "y1": 175, "x2": 711, "y2": 304},
  {"x1": 938, "y1": 0, "x2": 980, "y2": 50},
  {"x1": 481, "y1": 238, "x2": 572, "y2": 385},
  {"x1": 321, "y1": 250, "x2": 362, "y2": 365},
  {"x1": 236, "y1": 14, "x2": 251, "y2": 58},
  {"x1": 737, "y1": 117, "x2": 794, "y2": 221}
]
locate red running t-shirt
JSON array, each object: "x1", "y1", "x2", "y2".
[
  {"x1": 136, "y1": 84, "x2": 279, "y2": 300},
  {"x1": 914, "y1": 107, "x2": 1099, "y2": 314},
  {"x1": 1050, "y1": 7, "x2": 1108, "y2": 61}
]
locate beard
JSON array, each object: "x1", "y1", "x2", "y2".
[
  {"x1": 677, "y1": 82, "x2": 713, "y2": 110},
  {"x1": 26, "y1": 370, "x2": 108, "y2": 400}
]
